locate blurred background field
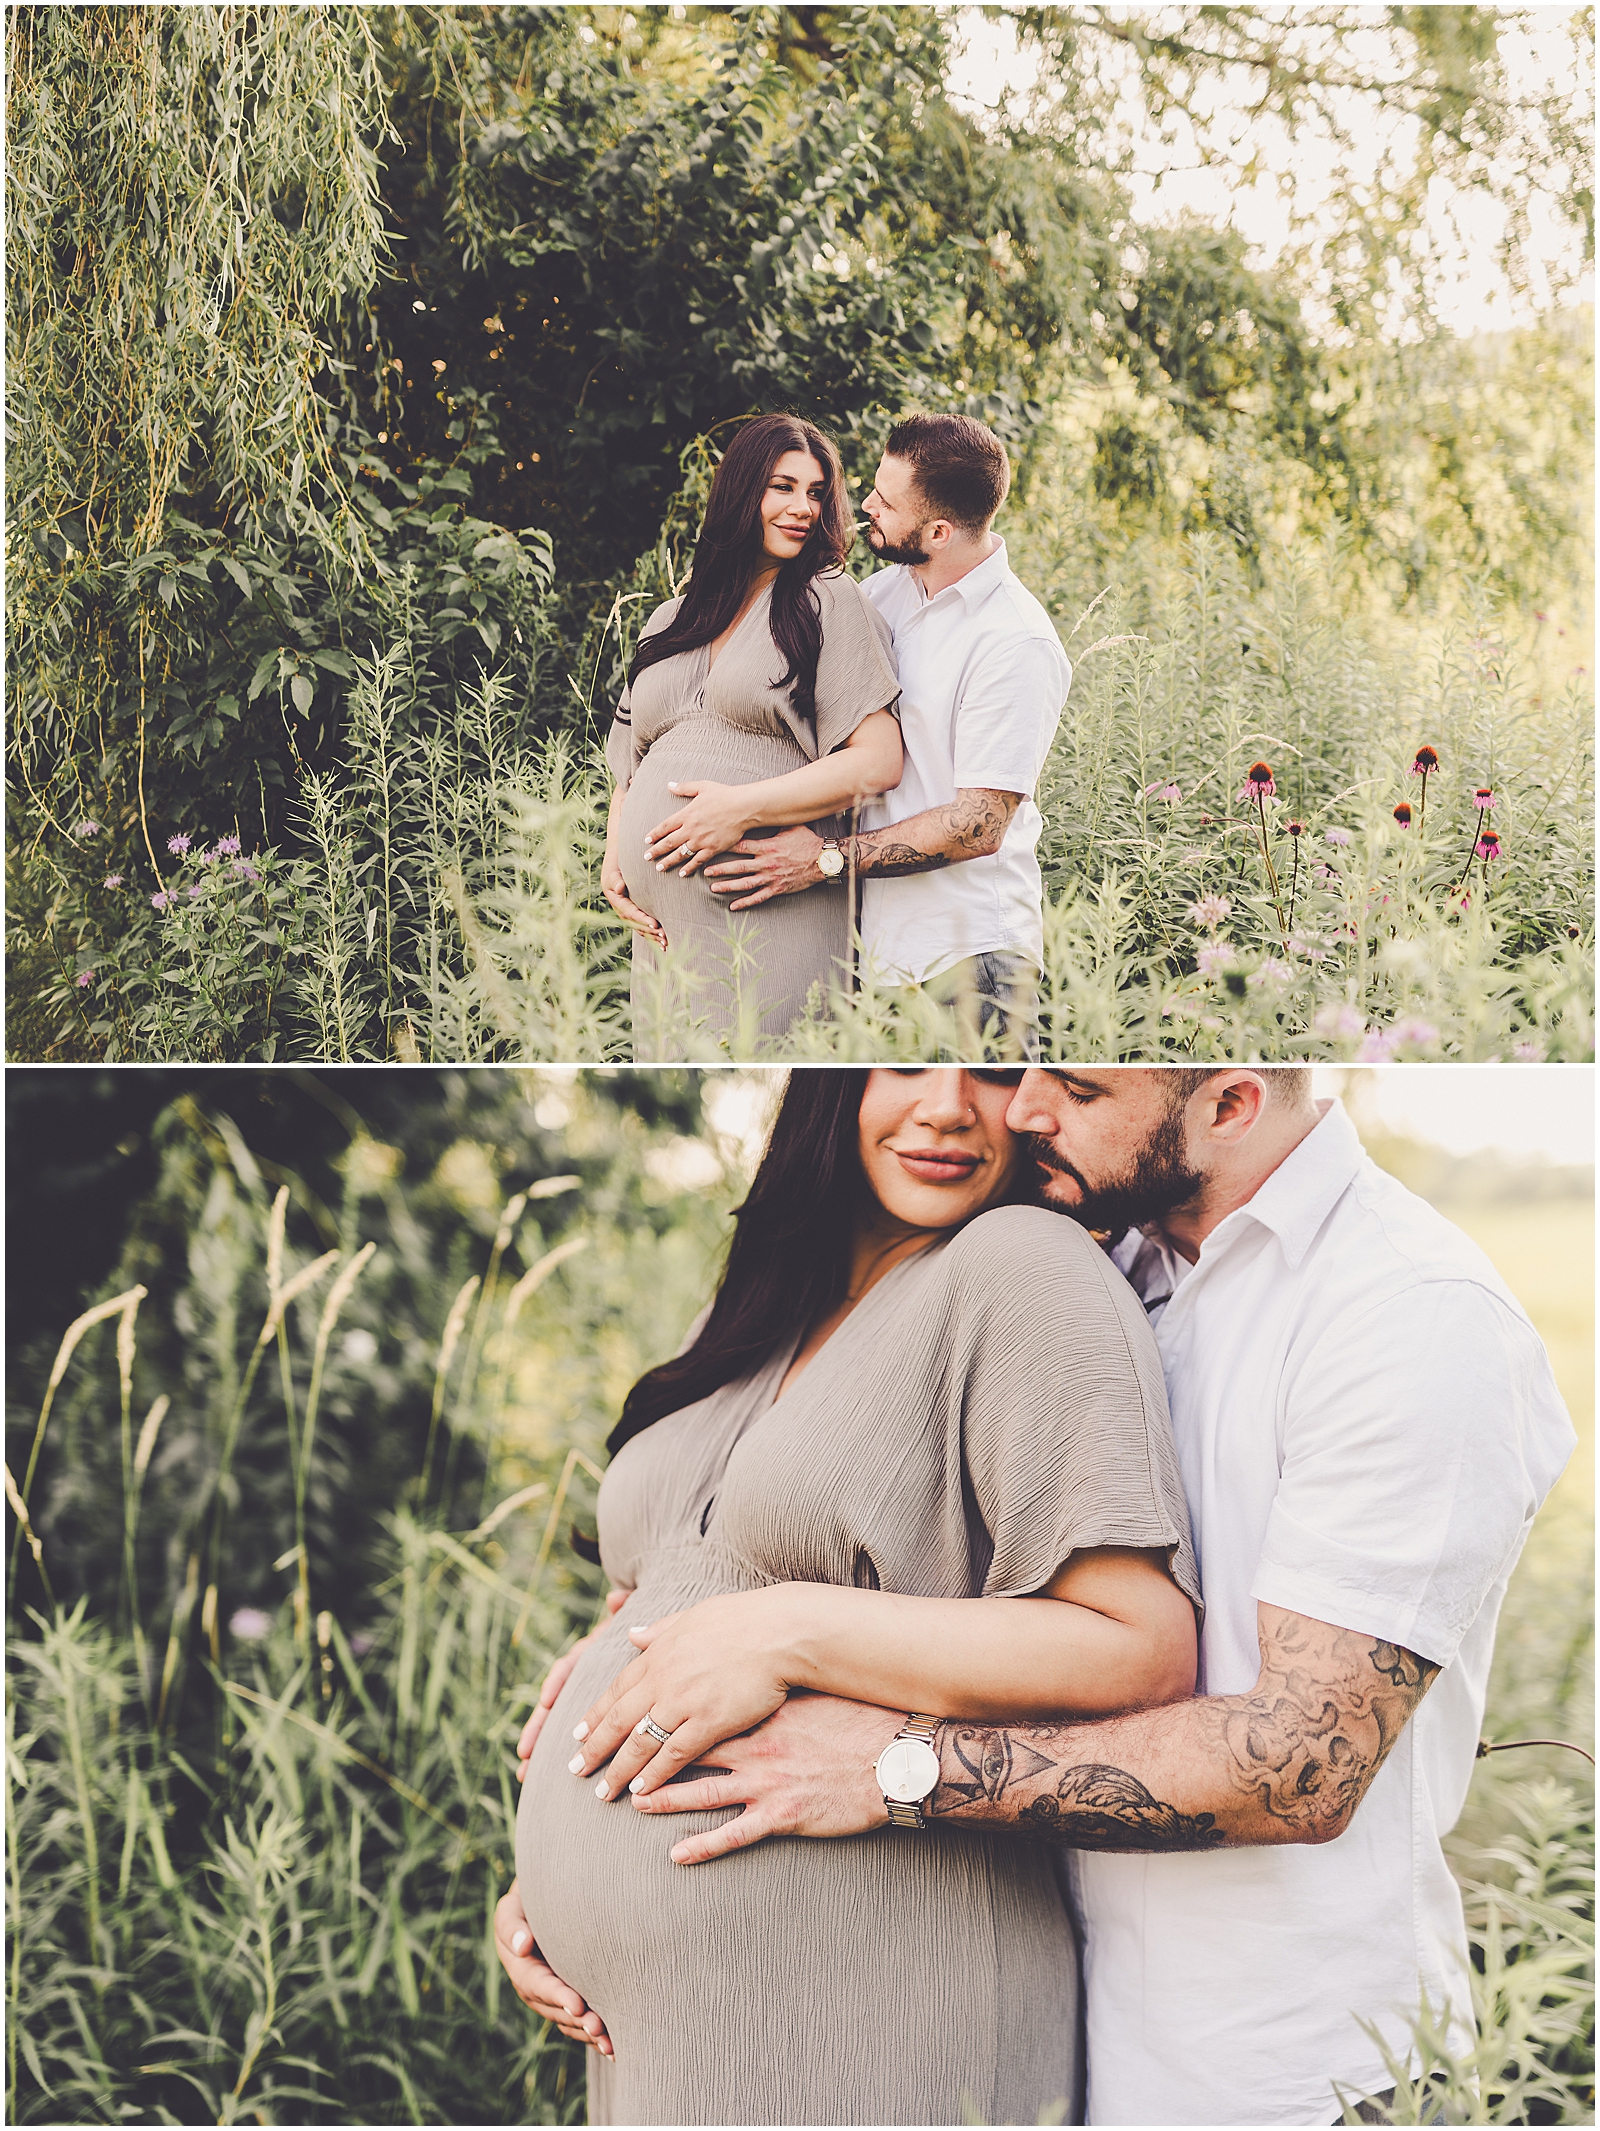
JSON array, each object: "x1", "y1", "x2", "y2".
[
  {"x1": 5, "y1": 1065, "x2": 1592, "y2": 2124},
  {"x1": 7, "y1": 4, "x2": 1593, "y2": 1062}
]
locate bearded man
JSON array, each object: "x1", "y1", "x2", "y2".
[{"x1": 498, "y1": 1067, "x2": 1574, "y2": 2127}]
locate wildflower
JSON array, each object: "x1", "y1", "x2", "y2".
[
  {"x1": 1142, "y1": 781, "x2": 1182, "y2": 804},
  {"x1": 151, "y1": 892, "x2": 170, "y2": 911},
  {"x1": 1472, "y1": 787, "x2": 1497, "y2": 811},
  {"x1": 1188, "y1": 895, "x2": 1232, "y2": 930},
  {"x1": 1357, "y1": 1031, "x2": 1395, "y2": 1062},
  {"x1": 1236, "y1": 761, "x2": 1276, "y2": 803},
  {"x1": 1566, "y1": 924, "x2": 1582, "y2": 940},
  {"x1": 1311, "y1": 864, "x2": 1336, "y2": 881},
  {"x1": 75, "y1": 970, "x2": 93, "y2": 988},
  {"x1": 229, "y1": 1608, "x2": 273, "y2": 1642},
  {"x1": 349, "y1": 1633, "x2": 375, "y2": 1657},
  {"x1": 1392, "y1": 803, "x2": 1412, "y2": 829},
  {"x1": 1285, "y1": 819, "x2": 1304, "y2": 836},
  {"x1": 1391, "y1": 1017, "x2": 1439, "y2": 1048},
  {"x1": 216, "y1": 834, "x2": 241, "y2": 856},
  {"x1": 1456, "y1": 892, "x2": 1472, "y2": 912},
  {"x1": 231, "y1": 858, "x2": 261, "y2": 881},
  {"x1": 1512, "y1": 1041, "x2": 1546, "y2": 1062},
  {"x1": 72, "y1": 818, "x2": 101, "y2": 838},
  {"x1": 1475, "y1": 831, "x2": 1501, "y2": 863},
  {"x1": 1197, "y1": 942, "x2": 1233, "y2": 976},
  {"x1": 195, "y1": 845, "x2": 220, "y2": 866},
  {"x1": 1325, "y1": 827, "x2": 1352, "y2": 847},
  {"x1": 104, "y1": 874, "x2": 123, "y2": 888},
  {"x1": 187, "y1": 882, "x2": 204, "y2": 898},
  {"x1": 167, "y1": 832, "x2": 191, "y2": 854},
  {"x1": 1314, "y1": 1004, "x2": 1366, "y2": 1040},
  {"x1": 1248, "y1": 959, "x2": 1292, "y2": 989},
  {"x1": 1410, "y1": 746, "x2": 1439, "y2": 776}
]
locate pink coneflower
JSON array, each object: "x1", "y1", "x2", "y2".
[
  {"x1": 1567, "y1": 924, "x2": 1583, "y2": 940},
  {"x1": 1188, "y1": 895, "x2": 1233, "y2": 930},
  {"x1": 1410, "y1": 744, "x2": 1438, "y2": 825},
  {"x1": 1472, "y1": 786, "x2": 1497, "y2": 811},
  {"x1": 1475, "y1": 831, "x2": 1501, "y2": 863},
  {"x1": 1392, "y1": 803, "x2": 1412, "y2": 829},
  {"x1": 167, "y1": 833, "x2": 191, "y2": 855},
  {"x1": 1284, "y1": 821, "x2": 1305, "y2": 917},
  {"x1": 1325, "y1": 827, "x2": 1352, "y2": 847},
  {"x1": 1237, "y1": 763, "x2": 1286, "y2": 936},
  {"x1": 1143, "y1": 780, "x2": 1182, "y2": 803}
]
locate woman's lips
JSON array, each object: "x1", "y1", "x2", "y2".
[{"x1": 894, "y1": 1147, "x2": 981, "y2": 1184}]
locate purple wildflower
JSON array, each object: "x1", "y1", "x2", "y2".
[
  {"x1": 216, "y1": 834, "x2": 242, "y2": 856},
  {"x1": 167, "y1": 833, "x2": 191, "y2": 855},
  {"x1": 1325, "y1": 827, "x2": 1353, "y2": 847},
  {"x1": 104, "y1": 874, "x2": 123, "y2": 888},
  {"x1": 75, "y1": 971, "x2": 93, "y2": 988},
  {"x1": 1188, "y1": 895, "x2": 1232, "y2": 930},
  {"x1": 151, "y1": 892, "x2": 170, "y2": 911},
  {"x1": 72, "y1": 819, "x2": 101, "y2": 839}
]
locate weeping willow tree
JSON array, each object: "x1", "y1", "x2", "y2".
[{"x1": 6, "y1": 5, "x2": 390, "y2": 879}]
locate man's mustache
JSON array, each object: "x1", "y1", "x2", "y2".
[{"x1": 1026, "y1": 1136, "x2": 1086, "y2": 1192}]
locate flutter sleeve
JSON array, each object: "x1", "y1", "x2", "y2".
[
  {"x1": 940, "y1": 1206, "x2": 1201, "y2": 1608},
  {"x1": 604, "y1": 598, "x2": 681, "y2": 790},
  {"x1": 807, "y1": 569, "x2": 902, "y2": 758}
]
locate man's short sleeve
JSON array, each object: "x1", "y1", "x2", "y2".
[
  {"x1": 1252, "y1": 1281, "x2": 1574, "y2": 1666},
  {"x1": 950, "y1": 630, "x2": 1070, "y2": 796}
]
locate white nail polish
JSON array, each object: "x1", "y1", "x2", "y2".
[
  {"x1": 594, "y1": 1779, "x2": 609, "y2": 1799},
  {"x1": 567, "y1": 1754, "x2": 585, "y2": 1773},
  {"x1": 628, "y1": 1776, "x2": 644, "y2": 1793},
  {"x1": 572, "y1": 1722, "x2": 588, "y2": 1741}
]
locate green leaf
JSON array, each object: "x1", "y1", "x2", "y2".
[
  {"x1": 289, "y1": 673, "x2": 315, "y2": 715},
  {"x1": 222, "y1": 557, "x2": 253, "y2": 599}
]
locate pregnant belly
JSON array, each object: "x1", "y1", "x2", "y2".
[{"x1": 617, "y1": 726, "x2": 814, "y2": 922}]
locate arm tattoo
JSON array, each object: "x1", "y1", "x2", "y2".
[
  {"x1": 850, "y1": 789, "x2": 1020, "y2": 877},
  {"x1": 928, "y1": 1611, "x2": 1440, "y2": 1853}
]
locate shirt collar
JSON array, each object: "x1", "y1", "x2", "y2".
[
  {"x1": 1200, "y1": 1099, "x2": 1365, "y2": 1271},
  {"x1": 909, "y1": 536, "x2": 1011, "y2": 611}
]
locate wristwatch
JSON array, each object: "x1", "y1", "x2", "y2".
[
  {"x1": 816, "y1": 838, "x2": 846, "y2": 879},
  {"x1": 875, "y1": 1713, "x2": 941, "y2": 1829}
]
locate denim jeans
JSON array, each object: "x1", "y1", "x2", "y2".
[{"x1": 923, "y1": 950, "x2": 1042, "y2": 1061}]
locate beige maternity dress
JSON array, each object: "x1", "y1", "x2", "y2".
[
  {"x1": 606, "y1": 568, "x2": 899, "y2": 1059},
  {"x1": 515, "y1": 1207, "x2": 1202, "y2": 2128}
]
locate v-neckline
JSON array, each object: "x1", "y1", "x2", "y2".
[
  {"x1": 705, "y1": 578, "x2": 773, "y2": 678},
  {"x1": 767, "y1": 1236, "x2": 944, "y2": 1411}
]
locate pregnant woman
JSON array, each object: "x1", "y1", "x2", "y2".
[
  {"x1": 602, "y1": 415, "x2": 902, "y2": 1058},
  {"x1": 508, "y1": 1068, "x2": 1202, "y2": 2126}
]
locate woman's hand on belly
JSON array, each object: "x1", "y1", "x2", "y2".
[
  {"x1": 601, "y1": 845, "x2": 668, "y2": 949},
  {"x1": 645, "y1": 781, "x2": 757, "y2": 876},
  {"x1": 566, "y1": 1586, "x2": 803, "y2": 1801},
  {"x1": 494, "y1": 1884, "x2": 614, "y2": 2056}
]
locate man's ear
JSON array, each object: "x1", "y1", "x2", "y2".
[{"x1": 1204, "y1": 1072, "x2": 1270, "y2": 1141}]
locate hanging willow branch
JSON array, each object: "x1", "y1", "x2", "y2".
[{"x1": 5, "y1": 4, "x2": 393, "y2": 830}]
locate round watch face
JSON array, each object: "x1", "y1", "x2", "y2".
[
  {"x1": 817, "y1": 845, "x2": 845, "y2": 877},
  {"x1": 875, "y1": 1736, "x2": 940, "y2": 1804}
]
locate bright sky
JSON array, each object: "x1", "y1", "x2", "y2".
[
  {"x1": 1314, "y1": 1064, "x2": 1596, "y2": 1167},
  {"x1": 947, "y1": 6, "x2": 1593, "y2": 339}
]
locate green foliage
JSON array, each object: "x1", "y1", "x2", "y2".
[{"x1": 7, "y1": 1074, "x2": 1592, "y2": 2122}]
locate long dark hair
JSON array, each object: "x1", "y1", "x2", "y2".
[
  {"x1": 628, "y1": 414, "x2": 852, "y2": 729},
  {"x1": 607, "y1": 1070, "x2": 871, "y2": 1458},
  {"x1": 607, "y1": 1069, "x2": 1032, "y2": 1459}
]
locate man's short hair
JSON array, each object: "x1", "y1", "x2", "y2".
[
  {"x1": 884, "y1": 412, "x2": 1010, "y2": 532},
  {"x1": 1156, "y1": 1067, "x2": 1313, "y2": 1110}
]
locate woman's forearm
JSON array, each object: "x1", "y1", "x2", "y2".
[
  {"x1": 739, "y1": 714, "x2": 902, "y2": 829},
  {"x1": 767, "y1": 1564, "x2": 1195, "y2": 1720}
]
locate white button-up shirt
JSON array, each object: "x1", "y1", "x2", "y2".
[
  {"x1": 1074, "y1": 1101, "x2": 1575, "y2": 2127},
  {"x1": 859, "y1": 541, "x2": 1070, "y2": 984}
]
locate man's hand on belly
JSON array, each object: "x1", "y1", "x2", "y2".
[
  {"x1": 629, "y1": 1695, "x2": 901, "y2": 1865},
  {"x1": 702, "y1": 825, "x2": 827, "y2": 907}
]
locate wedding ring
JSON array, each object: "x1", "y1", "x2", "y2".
[{"x1": 637, "y1": 1713, "x2": 674, "y2": 1746}]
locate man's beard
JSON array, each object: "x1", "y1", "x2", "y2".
[
  {"x1": 1027, "y1": 1107, "x2": 1203, "y2": 1234},
  {"x1": 864, "y1": 519, "x2": 931, "y2": 566}
]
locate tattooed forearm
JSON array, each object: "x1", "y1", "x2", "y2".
[
  {"x1": 928, "y1": 1605, "x2": 1440, "y2": 1852},
  {"x1": 848, "y1": 788, "x2": 1020, "y2": 877}
]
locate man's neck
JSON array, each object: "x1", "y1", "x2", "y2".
[
  {"x1": 911, "y1": 529, "x2": 1000, "y2": 599},
  {"x1": 1153, "y1": 1101, "x2": 1328, "y2": 1263}
]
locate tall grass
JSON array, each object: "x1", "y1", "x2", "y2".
[{"x1": 6, "y1": 1076, "x2": 1593, "y2": 2122}]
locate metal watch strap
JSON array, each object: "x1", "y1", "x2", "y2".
[{"x1": 884, "y1": 1714, "x2": 939, "y2": 1829}]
